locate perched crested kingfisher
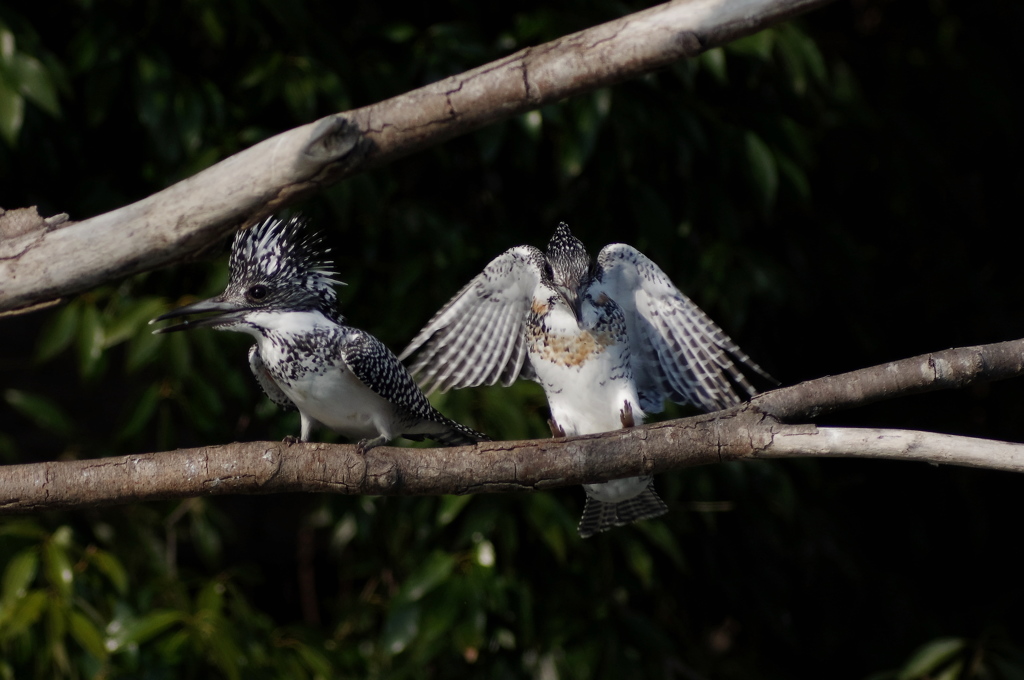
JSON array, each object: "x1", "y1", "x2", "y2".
[
  {"x1": 401, "y1": 222, "x2": 773, "y2": 537},
  {"x1": 152, "y1": 215, "x2": 489, "y2": 452}
]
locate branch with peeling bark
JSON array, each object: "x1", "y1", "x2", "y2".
[
  {"x1": 3, "y1": 339, "x2": 1023, "y2": 515},
  {"x1": 0, "y1": 0, "x2": 832, "y2": 314}
]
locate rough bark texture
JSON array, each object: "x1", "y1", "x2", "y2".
[
  {"x1": 754, "y1": 338, "x2": 1024, "y2": 420},
  {"x1": 3, "y1": 337, "x2": 1024, "y2": 514},
  {"x1": 0, "y1": 0, "x2": 833, "y2": 314}
]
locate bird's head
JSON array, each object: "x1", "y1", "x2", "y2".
[
  {"x1": 152, "y1": 215, "x2": 343, "y2": 334},
  {"x1": 544, "y1": 222, "x2": 591, "y2": 319}
]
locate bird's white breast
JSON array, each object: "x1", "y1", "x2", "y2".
[
  {"x1": 528, "y1": 301, "x2": 643, "y2": 436},
  {"x1": 249, "y1": 312, "x2": 396, "y2": 440}
]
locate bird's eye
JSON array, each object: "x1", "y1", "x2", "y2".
[{"x1": 248, "y1": 284, "x2": 269, "y2": 300}]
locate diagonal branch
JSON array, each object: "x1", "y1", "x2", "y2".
[
  {"x1": 3, "y1": 337, "x2": 1023, "y2": 515},
  {"x1": 755, "y1": 337, "x2": 1024, "y2": 420},
  {"x1": 0, "y1": 0, "x2": 833, "y2": 313}
]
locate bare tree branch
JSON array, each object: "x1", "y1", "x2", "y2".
[
  {"x1": 759, "y1": 427, "x2": 1024, "y2": 471},
  {"x1": 0, "y1": 0, "x2": 832, "y2": 314},
  {"x1": 755, "y1": 337, "x2": 1024, "y2": 420},
  {"x1": 4, "y1": 338, "x2": 1023, "y2": 515}
]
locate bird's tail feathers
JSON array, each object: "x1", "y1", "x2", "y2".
[
  {"x1": 577, "y1": 484, "x2": 668, "y2": 538},
  {"x1": 430, "y1": 418, "x2": 491, "y2": 447}
]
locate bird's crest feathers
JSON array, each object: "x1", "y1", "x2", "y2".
[
  {"x1": 545, "y1": 222, "x2": 590, "y2": 288},
  {"x1": 227, "y1": 215, "x2": 344, "y2": 316}
]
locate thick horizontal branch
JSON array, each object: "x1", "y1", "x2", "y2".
[
  {"x1": 3, "y1": 419, "x2": 1022, "y2": 515},
  {"x1": 0, "y1": 0, "x2": 832, "y2": 313},
  {"x1": 3, "y1": 337, "x2": 1024, "y2": 514}
]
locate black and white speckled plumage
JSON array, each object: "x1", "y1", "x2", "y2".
[
  {"x1": 248, "y1": 345, "x2": 294, "y2": 410},
  {"x1": 155, "y1": 215, "x2": 488, "y2": 450},
  {"x1": 228, "y1": 215, "x2": 343, "y2": 322},
  {"x1": 402, "y1": 222, "x2": 774, "y2": 536}
]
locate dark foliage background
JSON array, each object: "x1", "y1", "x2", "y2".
[{"x1": 2, "y1": 0, "x2": 1023, "y2": 677}]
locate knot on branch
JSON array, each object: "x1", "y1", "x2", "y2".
[{"x1": 303, "y1": 115, "x2": 372, "y2": 173}]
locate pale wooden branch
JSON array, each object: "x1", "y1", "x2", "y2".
[
  {"x1": 0, "y1": 0, "x2": 832, "y2": 313},
  {"x1": 760, "y1": 427, "x2": 1024, "y2": 471},
  {"x1": 755, "y1": 337, "x2": 1024, "y2": 420},
  {"x1": 3, "y1": 338, "x2": 1024, "y2": 514}
]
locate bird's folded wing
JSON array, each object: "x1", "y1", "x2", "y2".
[
  {"x1": 400, "y1": 246, "x2": 546, "y2": 394},
  {"x1": 248, "y1": 346, "x2": 297, "y2": 410},
  {"x1": 593, "y1": 244, "x2": 775, "y2": 413},
  {"x1": 340, "y1": 328, "x2": 440, "y2": 418}
]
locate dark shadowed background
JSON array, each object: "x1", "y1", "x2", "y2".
[{"x1": 2, "y1": 0, "x2": 1023, "y2": 677}]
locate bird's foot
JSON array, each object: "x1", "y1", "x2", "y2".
[
  {"x1": 619, "y1": 401, "x2": 635, "y2": 429},
  {"x1": 355, "y1": 435, "x2": 388, "y2": 455},
  {"x1": 548, "y1": 419, "x2": 566, "y2": 438},
  {"x1": 282, "y1": 435, "x2": 301, "y2": 446}
]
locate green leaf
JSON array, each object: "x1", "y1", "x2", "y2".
[
  {"x1": 0, "y1": 519, "x2": 47, "y2": 540},
  {"x1": 519, "y1": 109, "x2": 542, "y2": 141},
  {"x1": 0, "y1": 77, "x2": 25, "y2": 146},
  {"x1": 743, "y1": 131, "x2": 778, "y2": 214},
  {"x1": 295, "y1": 642, "x2": 334, "y2": 677},
  {"x1": 116, "y1": 383, "x2": 161, "y2": 441},
  {"x1": 0, "y1": 24, "x2": 13, "y2": 63},
  {"x1": 69, "y1": 610, "x2": 107, "y2": 658},
  {"x1": 76, "y1": 302, "x2": 106, "y2": 379},
  {"x1": 898, "y1": 637, "x2": 966, "y2": 680},
  {"x1": 211, "y1": 639, "x2": 243, "y2": 680},
  {"x1": 935, "y1": 659, "x2": 965, "y2": 680},
  {"x1": 381, "y1": 601, "x2": 420, "y2": 655},
  {"x1": 416, "y1": 585, "x2": 461, "y2": 647},
  {"x1": 395, "y1": 551, "x2": 455, "y2": 605},
  {"x1": 51, "y1": 525, "x2": 73, "y2": 548},
  {"x1": 115, "y1": 609, "x2": 183, "y2": 648},
  {"x1": 9, "y1": 52, "x2": 60, "y2": 116},
  {"x1": 453, "y1": 608, "x2": 486, "y2": 655},
  {"x1": 35, "y1": 301, "x2": 81, "y2": 362},
  {"x1": 777, "y1": 154, "x2": 811, "y2": 202},
  {"x1": 196, "y1": 580, "x2": 226, "y2": 615},
  {"x1": 524, "y1": 494, "x2": 572, "y2": 563},
  {"x1": 636, "y1": 521, "x2": 686, "y2": 570},
  {"x1": 198, "y1": 6, "x2": 226, "y2": 46},
  {"x1": 4, "y1": 389, "x2": 75, "y2": 438},
  {"x1": 103, "y1": 297, "x2": 168, "y2": 349},
  {"x1": 1, "y1": 549, "x2": 38, "y2": 603},
  {"x1": 329, "y1": 513, "x2": 358, "y2": 555},
  {"x1": 383, "y1": 23, "x2": 417, "y2": 43},
  {"x1": 156, "y1": 628, "x2": 190, "y2": 658},
  {"x1": 89, "y1": 549, "x2": 128, "y2": 595},
  {"x1": 727, "y1": 29, "x2": 775, "y2": 60},
  {"x1": 126, "y1": 326, "x2": 165, "y2": 373},
  {"x1": 623, "y1": 538, "x2": 654, "y2": 588},
  {"x1": 782, "y1": 24, "x2": 827, "y2": 85},
  {"x1": 43, "y1": 539, "x2": 74, "y2": 598},
  {"x1": 698, "y1": 47, "x2": 727, "y2": 84},
  {"x1": 436, "y1": 495, "x2": 472, "y2": 527},
  {"x1": 191, "y1": 512, "x2": 224, "y2": 567},
  {"x1": 0, "y1": 590, "x2": 47, "y2": 638}
]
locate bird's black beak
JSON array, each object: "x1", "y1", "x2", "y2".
[
  {"x1": 558, "y1": 287, "x2": 582, "y2": 322},
  {"x1": 149, "y1": 297, "x2": 245, "y2": 334}
]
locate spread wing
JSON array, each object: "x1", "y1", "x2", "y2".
[
  {"x1": 248, "y1": 345, "x2": 296, "y2": 410},
  {"x1": 399, "y1": 246, "x2": 547, "y2": 394},
  {"x1": 591, "y1": 244, "x2": 776, "y2": 413}
]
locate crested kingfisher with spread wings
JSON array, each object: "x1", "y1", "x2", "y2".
[{"x1": 401, "y1": 223, "x2": 772, "y2": 537}]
